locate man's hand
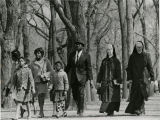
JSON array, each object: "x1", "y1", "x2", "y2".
[{"x1": 90, "y1": 80, "x2": 94, "y2": 88}]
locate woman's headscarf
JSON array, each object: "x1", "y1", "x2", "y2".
[{"x1": 132, "y1": 41, "x2": 144, "y2": 54}]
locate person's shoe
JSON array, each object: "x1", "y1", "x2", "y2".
[
  {"x1": 56, "y1": 114, "x2": 60, "y2": 118},
  {"x1": 38, "y1": 115, "x2": 44, "y2": 118},
  {"x1": 63, "y1": 112, "x2": 67, "y2": 117},
  {"x1": 38, "y1": 112, "x2": 44, "y2": 118},
  {"x1": 52, "y1": 115, "x2": 57, "y2": 117},
  {"x1": 79, "y1": 112, "x2": 83, "y2": 117},
  {"x1": 134, "y1": 110, "x2": 141, "y2": 116},
  {"x1": 77, "y1": 110, "x2": 80, "y2": 115},
  {"x1": 27, "y1": 116, "x2": 32, "y2": 119},
  {"x1": 107, "y1": 112, "x2": 114, "y2": 116}
]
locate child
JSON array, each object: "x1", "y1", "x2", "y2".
[
  {"x1": 12, "y1": 57, "x2": 35, "y2": 119},
  {"x1": 50, "y1": 61, "x2": 69, "y2": 118}
]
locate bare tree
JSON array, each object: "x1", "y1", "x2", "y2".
[
  {"x1": 48, "y1": 1, "x2": 57, "y2": 64},
  {"x1": 1, "y1": 0, "x2": 18, "y2": 103},
  {"x1": 153, "y1": 0, "x2": 159, "y2": 80},
  {"x1": 27, "y1": 0, "x2": 67, "y2": 63},
  {"x1": 126, "y1": 0, "x2": 134, "y2": 56},
  {"x1": 135, "y1": 0, "x2": 149, "y2": 50},
  {"x1": 118, "y1": 0, "x2": 128, "y2": 99},
  {"x1": 16, "y1": 0, "x2": 30, "y2": 59},
  {"x1": 153, "y1": 0, "x2": 159, "y2": 25},
  {"x1": 85, "y1": 0, "x2": 112, "y2": 74}
]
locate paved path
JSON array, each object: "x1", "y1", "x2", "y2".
[{"x1": 1, "y1": 94, "x2": 160, "y2": 120}]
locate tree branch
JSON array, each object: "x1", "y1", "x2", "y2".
[
  {"x1": 50, "y1": 0, "x2": 76, "y2": 35},
  {"x1": 34, "y1": 12, "x2": 50, "y2": 29},
  {"x1": 56, "y1": 28, "x2": 66, "y2": 34},
  {"x1": 133, "y1": 0, "x2": 143, "y2": 19},
  {"x1": 27, "y1": 20, "x2": 49, "y2": 41},
  {"x1": 135, "y1": 32, "x2": 159, "y2": 54},
  {"x1": 29, "y1": 2, "x2": 50, "y2": 29}
]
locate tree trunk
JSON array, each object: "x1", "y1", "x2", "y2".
[
  {"x1": 155, "y1": 17, "x2": 159, "y2": 80},
  {"x1": 86, "y1": 1, "x2": 92, "y2": 53},
  {"x1": 141, "y1": 0, "x2": 149, "y2": 51},
  {"x1": 118, "y1": 0, "x2": 128, "y2": 99},
  {"x1": 48, "y1": 1, "x2": 57, "y2": 64},
  {"x1": 20, "y1": 0, "x2": 29, "y2": 59},
  {"x1": 1, "y1": 0, "x2": 18, "y2": 89},
  {"x1": 1, "y1": 0, "x2": 19, "y2": 108},
  {"x1": 153, "y1": 0, "x2": 159, "y2": 25},
  {"x1": 61, "y1": 0, "x2": 76, "y2": 110},
  {"x1": 126, "y1": 0, "x2": 134, "y2": 56},
  {"x1": 153, "y1": 0, "x2": 159, "y2": 80}
]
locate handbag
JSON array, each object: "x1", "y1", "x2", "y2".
[{"x1": 40, "y1": 62, "x2": 49, "y2": 84}]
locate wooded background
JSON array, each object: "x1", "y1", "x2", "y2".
[{"x1": 0, "y1": 0, "x2": 159, "y2": 108}]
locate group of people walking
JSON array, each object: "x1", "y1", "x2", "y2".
[
  {"x1": 8, "y1": 39, "x2": 154, "y2": 119},
  {"x1": 96, "y1": 41, "x2": 154, "y2": 116}
]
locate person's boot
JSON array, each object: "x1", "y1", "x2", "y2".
[
  {"x1": 79, "y1": 109, "x2": 84, "y2": 117},
  {"x1": 107, "y1": 111, "x2": 114, "y2": 116},
  {"x1": 62, "y1": 112, "x2": 67, "y2": 117}
]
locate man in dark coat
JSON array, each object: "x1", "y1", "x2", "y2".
[
  {"x1": 65, "y1": 39, "x2": 93, "y2": 116},
  {"x1": 125, "y1": 41, "x2": 154, "y2": 115}
]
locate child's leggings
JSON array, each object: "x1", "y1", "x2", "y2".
[{"x1": 56, "y1": 100, "x2": 65, "y2": 112}]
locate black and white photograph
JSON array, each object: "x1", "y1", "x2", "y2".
[{"x1": 0, "y1": 0, "x2": 160, "y2": 120}]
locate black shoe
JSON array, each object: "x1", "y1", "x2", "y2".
[
  {"x1": 79, "y1": 112, "x2": 84, "y2": 117},
  {"x1": 107, "y1": 112, "x2": 114, "y2": 116},
  {"x1": 63, "y1": 112, "x2": 67, "y2": 117},
  {"x1": 52, "y1": 115, "x2": 57, "y2": 117},
  {"x1": 38, "y1": 112, "x2": 44, "y2": 118},
  {"x1": 77, "y1": 109, "x2": 80, "y2": 115},
  {"x1": 55, "y1": 114, "x2": 60, "y2": 118},
  {"x1": 134, "y1": 110, "x2": 141, "y2": 116}
]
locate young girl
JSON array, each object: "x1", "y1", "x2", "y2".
[
  {"x1": 50, "y1": 61, "x2": 69, "y2": 118},
  {"x1": 12, "y1": 57, "x2": 35, "y2": 119}
]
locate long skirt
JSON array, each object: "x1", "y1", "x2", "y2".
[
  {"x1": 100, "y1": 102, "x2": 120, "y2": 113},
  {"x1": 125, "y1": 82, "x2": 146, "y2": 114}
]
